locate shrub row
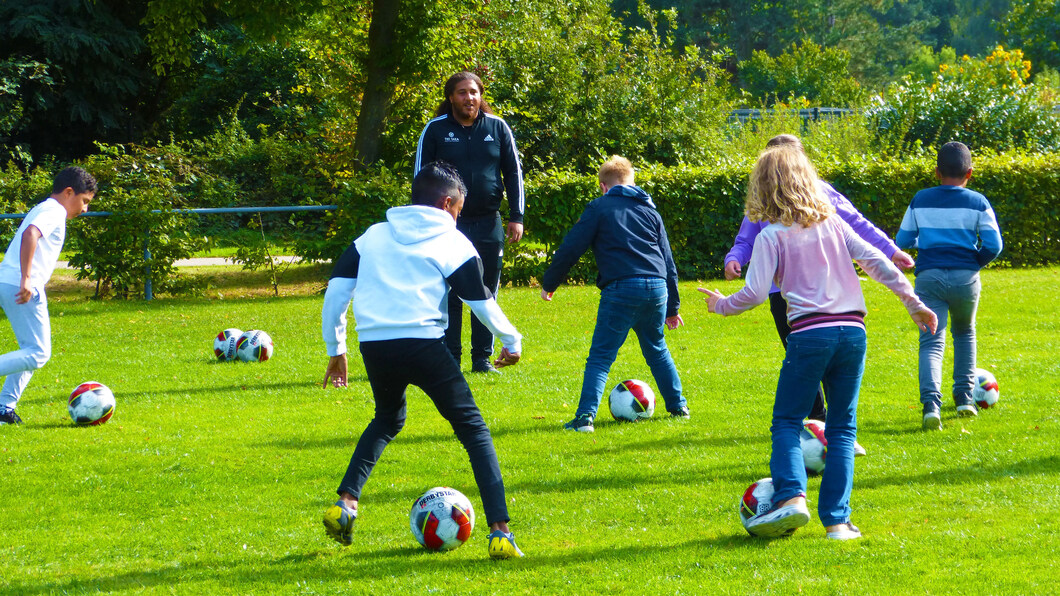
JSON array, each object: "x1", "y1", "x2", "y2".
[
  {"x1": 1, "y1": 149, "x2": 1057, "y2": 296},
  {"x1": 511, "y1": 150, "x2": 1060, "y2": 285}
]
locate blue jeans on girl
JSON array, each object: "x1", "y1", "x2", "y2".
[{"x1": 770, "y1": 325, "x2": 866, "y2": 527}]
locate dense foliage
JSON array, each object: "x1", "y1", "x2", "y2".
[
  {"x1": 2, "y1": 0, "x2": 1059, "y2": 297},
  {"x1": 868, "y1": 47, "x2": 1060, "y2": 153},
  {"x1": 739, "y1": 41, "x2": 864, "y2": 107}
]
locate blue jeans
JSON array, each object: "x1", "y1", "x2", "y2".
[
  {"x1": 914, "y1": 269, "x2": 980, "y2": 407},
  {"x1": 576, "y1": 277, "x2": 684, "y2": 418},
  {"x1": 770, "y1": 325, "x2": 866, "y2": 527}
]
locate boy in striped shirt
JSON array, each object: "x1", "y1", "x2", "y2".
[{"x1": 896, "y1": 142, "x2": 1003, "y2": 430}]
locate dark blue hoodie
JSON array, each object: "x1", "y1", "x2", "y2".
[{"x1": 542, "y1": 184, "x2": 680, "y2": 317}]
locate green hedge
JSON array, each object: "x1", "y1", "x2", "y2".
[{"x1": 509, "y1": 151, "x2": 1060, "y2": 285}]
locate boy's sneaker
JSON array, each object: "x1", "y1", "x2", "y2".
[
  {"x1": 826, "y1": 522, "x2": 862, "y2": 540},
  {"x1": 563, "y1": 414, "x2": 594, "y2": 432},
  {"x1": 853, "y1": 441, "x2": 867, "y2": 457},
  {"x1": 322, "y1": 500, "x2": 357, "y2": 546},
  {"x1": 745, "y1": 498, "x2": 811, "y2": 538},
  {"x1": 922, "y1": 402, "x2": 942, "y2": 431},
  {"x1": 0, "y1": 408, "x2": 22, "y2": 425},
  {"x1": 667, "y1": 406, "x2": 691, "y2": 419},
  {"x1": 487, "y1": 530, "x2": 524, "y2": 559},
  {"x1": 955, "y1": 395, "x2": 978, "y2": 418}
]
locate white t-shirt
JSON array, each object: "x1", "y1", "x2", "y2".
[{"x1": 0, "y1": 198, "x2": 68, "y2": 290}]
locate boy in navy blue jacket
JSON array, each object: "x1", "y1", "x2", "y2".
[{"x1": 541, "y1": 156, "x2": 686, "y2": 432}]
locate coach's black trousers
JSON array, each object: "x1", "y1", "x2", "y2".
[
  {"x1": 446, "y1": 213, "x2": 504, "y2": 365},
  {"x1": 337, "y1": 337, "x2": 510, "y2": 524}
]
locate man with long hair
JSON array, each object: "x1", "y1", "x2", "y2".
[{"x1": 415, "y1": 71, "x2": 525, "y2": 374}]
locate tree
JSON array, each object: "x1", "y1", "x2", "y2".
[
  {"x1": 1000, "y1": 0, "x2": 1060, "y2": 72},
  {"x1": 0, "y1": 0, "x2": 153, "y2": 163},
  {"x1": 351, "y1": 0, "x2": 400, "y2": 169},
  {"x1": 739, "y1": 41, "x2": 864, "y2": 106}
]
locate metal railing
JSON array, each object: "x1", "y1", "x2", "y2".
[
  {"x1": 0, "y1": 204, "x2": 337, "y2": 300},
  {"x1": 729, "y1": 107, "x2": 854, "y2": 124}
]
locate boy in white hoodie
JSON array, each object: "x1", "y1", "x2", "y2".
[{"x1": 319, "y1": 161, "x2": 524, "y2": 559}]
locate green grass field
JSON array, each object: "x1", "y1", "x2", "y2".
[{"x1": 2, "y1": 266, "x2": 1058, "y2": 595}]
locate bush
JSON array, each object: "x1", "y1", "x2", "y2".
[
  {"x1": 0, "y1": 162, "x2": 51, "y2": 241},
  {"x1": 868, "y1": 46, "x2": 1060, "y2": 153},
  {"x1": 293, "y1": 167, "x2": 409, "y2": 264},
  {"x1": 71, "y1": 144, "x2": 204, "y2": 298}
]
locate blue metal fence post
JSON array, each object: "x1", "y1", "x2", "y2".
[{"x1": 144, "y1": 228, "x2": 153, "y2": 301}]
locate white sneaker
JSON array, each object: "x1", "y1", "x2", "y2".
[
  {"x1": 746, "y1": 499, "x2": 811, "y2": 538},
  {"x1": 826, "y1": 523, "x2": 862, "y2": 540}
]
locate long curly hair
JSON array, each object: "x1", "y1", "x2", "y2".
[
  {"x1": 435, "y1": 71, "x2": 494, "y2": 118},
  {"x1": 745, "y1": 146, "x2": 834, "y2": 226}
]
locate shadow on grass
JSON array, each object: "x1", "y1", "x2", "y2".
[
  {"x1": 306, "y1": 455, "x2": 766, "y2": 510},
  {"x1": 5, "y1": 535, "x2": 773, "y2": 595},
  {"x1": 115, "y1": 379, "x2": 369, "y2": 401},
  {"x1": 858, "y1": 454, "x2": 1060, "y2": 489}
]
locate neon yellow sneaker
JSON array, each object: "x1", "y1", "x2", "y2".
[
  {"x1": 322, "y1": 501, "x2": 357, "y2": 546},
  {"x1": 487, "y1": 530, "x2": 524, "y2": 559}
]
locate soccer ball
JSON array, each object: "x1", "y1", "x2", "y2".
[
  {"x1": 213, "y1": 328, "x2": 243, "y2": 361},
  {"x1": 410, "y1": 487, "x2": 475, "y2": 551},
  {"x1": 236, "y1": 330, "x2": 274, "y2": 362},
  {"x1": 68, "y1": 382, "x2": 116, "y2": 426},
  {"x1": 739, "y1": 478, "x2": 775, "y2": 535},
  {"x1": 973, "y1": 368, "x2": 1000, "y2": 409},
  {"x1": 608, "y1": 379, "x2": 655, "y2": 421},
  {"x1": 801, "y1": 419, "x2": 828, "y2": 475}
]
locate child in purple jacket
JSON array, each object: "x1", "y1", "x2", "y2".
[
  {"x1": 723, "y1": 134, "x2": 914, "y2": 424},
  {"x1": 701, "y1": 146, "x2": 936, "y2": 539}
]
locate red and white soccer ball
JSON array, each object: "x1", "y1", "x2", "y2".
[
  {"x1": 973, "y1": 368, "x2": 1000, "y2": 409},
  {"x1": 608, "y1": 379, "x2": 655, "y2": 421},
  {"x1": 409, "y1": 487, "x2": 475, "y2": 551},
  {"x1": 739, "y1": 477, "x2": 775, "y2": 535},
  {"x1": 214, "y1": 328, "x2": 243, "y2": 361},
  {"x1": 801, "y1": 419, "x2": 828, "y2": 475},
  {"x1": 236, "y1": 330, "x2": 274, "y2": 362},
  {"x1": 68, "y1": 381, "x2": 116, "y2": 426}
]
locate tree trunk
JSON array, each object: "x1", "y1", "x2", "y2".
[{"x1": 352, "y1": 0, "x2": 401, "y2": 170}]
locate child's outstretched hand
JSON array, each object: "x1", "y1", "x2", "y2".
[
  {"x1": 911, "y1": 308, "x2": 938, "y2": 334},
  {"x1": 494, "y1": 347, "x2": 521, "y2": 368},
  {"x1": 697, "y1": 287, "x2": 725, "y2": 313}
]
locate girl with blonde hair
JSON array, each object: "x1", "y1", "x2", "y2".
[{"x1": 700, "y1": 145, "x2": 937, "y2": 540}]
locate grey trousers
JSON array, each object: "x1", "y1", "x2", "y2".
[{"x1": 914, "y1": 269, "x2": 981, "y2": 407}]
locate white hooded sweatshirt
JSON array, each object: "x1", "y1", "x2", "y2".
[{"x1": 322, "y1": 205, "x2": 521, "y2": 357}]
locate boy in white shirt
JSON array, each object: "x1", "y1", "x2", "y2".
[{"x1": 0, "y1": 167, "x2": 95, "y2": 425}]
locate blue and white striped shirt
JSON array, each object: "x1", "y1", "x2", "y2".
[{"x1": 895, "y1": 185, "x2": 1003, "y2": 273}]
